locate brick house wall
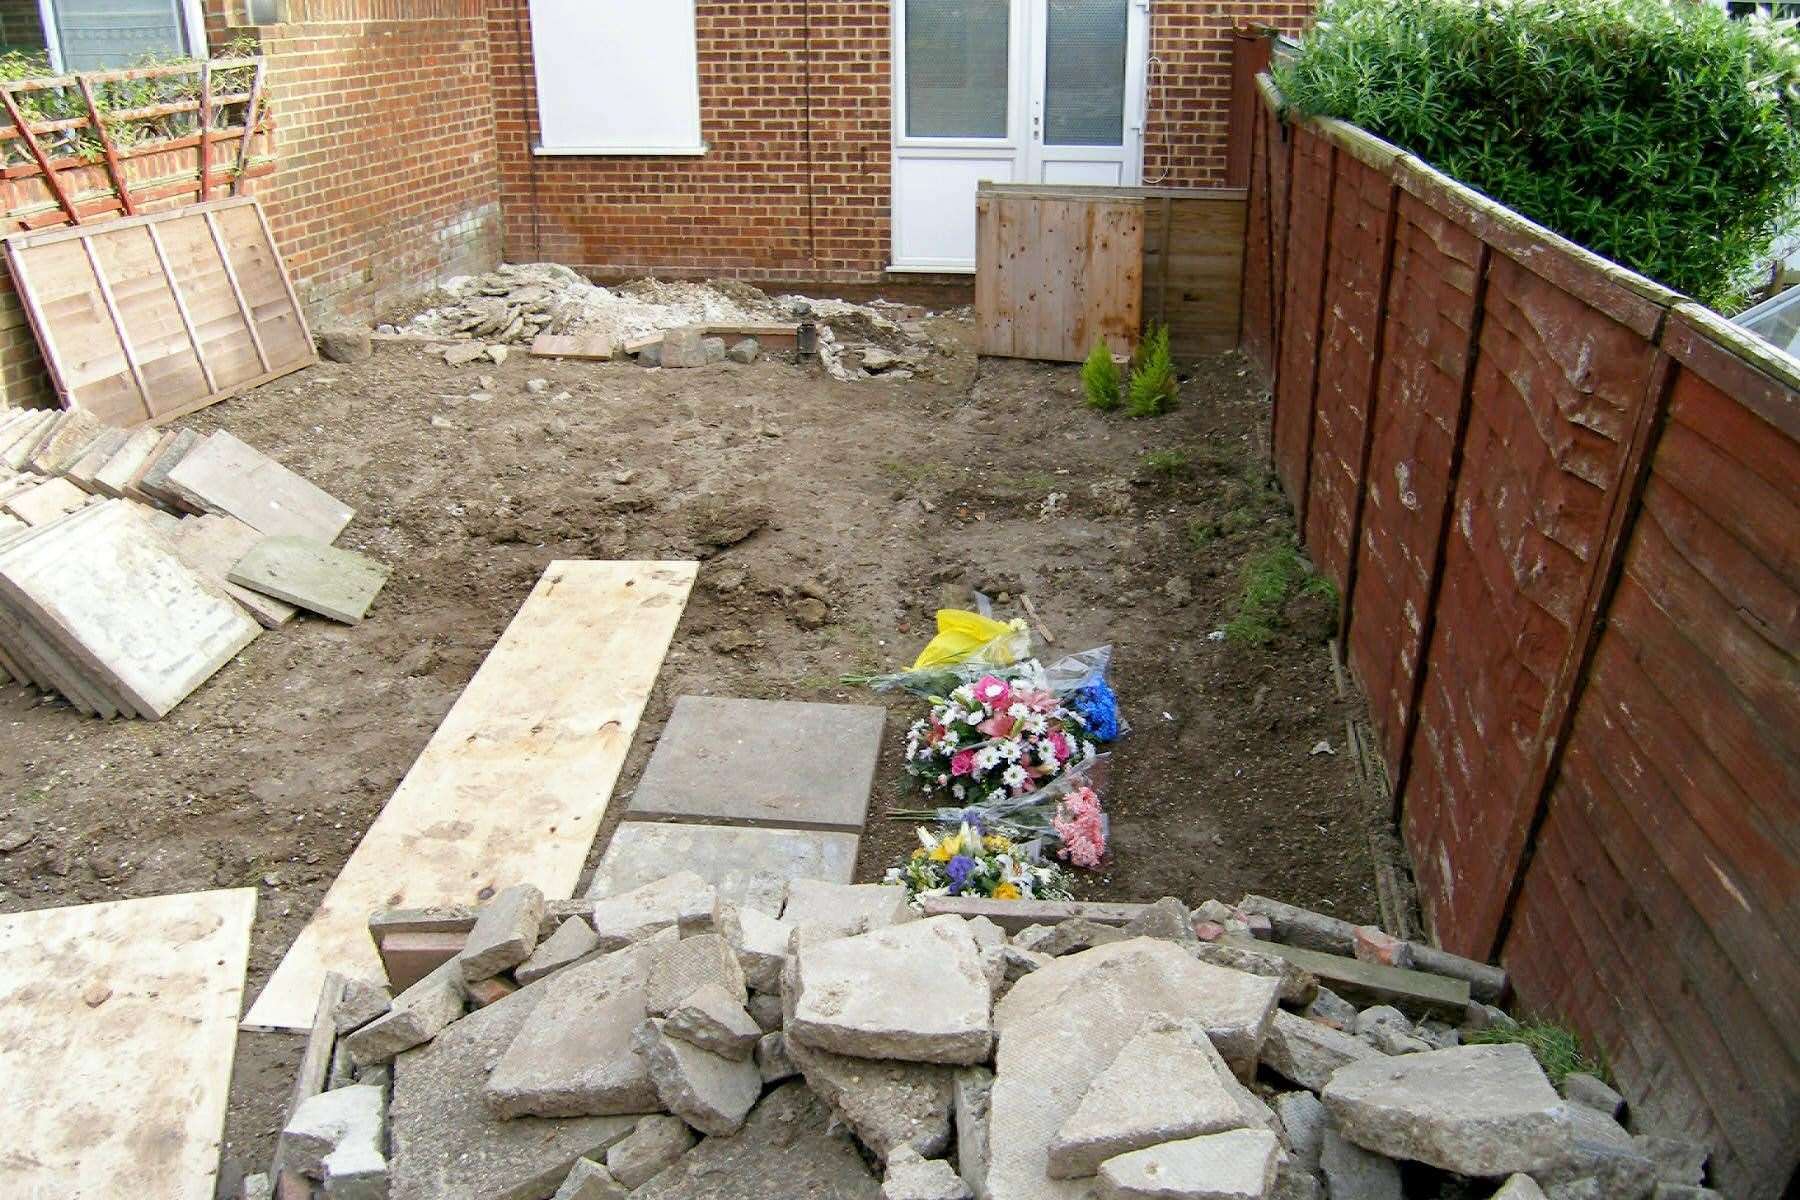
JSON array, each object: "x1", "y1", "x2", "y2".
[
  {"x1": 486, "y1": 0, "x2": 1311, "y2": 285},
  {"x1": 0, "y1": 0, "x2": 43, "y2": 53}
]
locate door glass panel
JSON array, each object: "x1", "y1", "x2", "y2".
[
  {"x1": 54, "y1": 0, "x2": 190, "y2": 70},
  {"x1": 1044, "y1": 0, "x2": 1127, "y2": 146},
  {"x1": 905, "y1": 0, "x2": 1011, "y2": 139}
]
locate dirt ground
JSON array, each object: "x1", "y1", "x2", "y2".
[{"x1": 0, "y1": 308, "x2": 1382, "y2": 1189}]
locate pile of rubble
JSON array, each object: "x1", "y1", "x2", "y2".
[
  {"x1": 391, "y1": 266, "x2": 943, "y2": 381},
  {"x1": 259, "y1": 880, "x2": 1719, "y2": 1200}
]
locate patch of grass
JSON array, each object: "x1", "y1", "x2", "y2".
[
  {"x1": 1223, "y1": 542, "x2": 1324, "y2": 647},
  {"x1": 1125, "y1": 324, "x2": 1179, "y2": 417},
  {"x1": 1186, "y1": 518, "x2": 1218, "y2": 550},
  {"x1": 1143, "y1": 448, "x2": 1189, "y2": 478},
  {"x1": 1465, "y1": 1018, "x2": 1609, "y2": 1086},
  {"x1": 878, "y1": 459, "x2": 952, "y2": 485},
  {"x1": 1081, "y1": 338, "x2": 1122, "y2": 411}
]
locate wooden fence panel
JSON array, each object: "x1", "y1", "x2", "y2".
[
  {"x1": 1403, "y1": 249, "x2": 1660, "y2": 958},
  {"x1": 1239, "y1": 96, "x2": 1277, "y2": 379},
  {"x1": 1303, "y1": 127, "x2": 1399, "y2": 589},
  {"x1": 1346, "y1": 191, "x2": 1484, "y2": 775},
  {"x1": 1271, "y1": 127, "x2": 1332, "y2": 509}
]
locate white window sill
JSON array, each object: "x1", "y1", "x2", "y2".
[{"x1": 532, "y1": 142, "x2": 708, "y2": 157}]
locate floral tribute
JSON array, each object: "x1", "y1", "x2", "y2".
[
  {"x1": 886, "y1": 820, "x2": 1076, "y2": 901},
  {"x1": 902, "y1": 671, "x2": 1100, "y2": 809}
]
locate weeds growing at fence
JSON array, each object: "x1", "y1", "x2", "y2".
[
  {"x1": 1274, "y1": 0, "x2": 1800, "y2": 311},
  {"x1": 1465, "y1": 1018, "x2": 1610, "y2": 1086},
  {"x1": 1225, "y1": 542, "x2": 1337, "y2": 645},
  {"x1": 1082, "y1": 338, "x2": 1122, "y2": 410}
]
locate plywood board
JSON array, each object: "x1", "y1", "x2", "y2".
[
  {"x1": 530, "y1": 333, "x2": 613, "y2": 360},
  {"x1": 2, "y1": 196, "x2": 315, "y2": 428},
  {"x1": 243, "y1": 559, "x2": 699, "y2": 1031},
  {"x1": 163, "y1": 429, "x2": 353, "y2": 542},
  {"x1": 0, "y1": 888, "x2": 256, "y2": 1200},
  {"x1": 976, "y1": 188, "x2": 1145, "y2": 363}
]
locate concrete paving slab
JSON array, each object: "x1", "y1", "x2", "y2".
[
  {"x1": 0, "y1": 411, "x2": 55, "y2": 468},
  {"x1": 91, "y1": 427, "x2": 163, "y2": 498},
  {"x1": 0, "y1": 500, "x2": 259, "y2": 718},
  {"x1": 138, "y1": 428, "x2": 205, "y2": 510},
  {"x1": 25, "y1": 409, "x2": 103, "y2": 474},
  {"x1": 3, "y1": 477, "x2": 89, "y2": 526},
  {"x1": 227, "y1": 534, "x2": 390, "y2": 624},
  {"x1": 588, "y1": 821, "x2": 858, "y2": 908},
  {"x1": 164, "y1": 429, "x2": 354, "y2": 541},
  {"x1": 165, "y1": 514, "x2": 298, "y2": 628},
  {"x1": 63, "y1": 429, "x2": 129, "y2": 491},
  {"x1": 624, "y1": 695, "x2": 885, "y2": 831}
]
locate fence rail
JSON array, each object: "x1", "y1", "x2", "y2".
[{"x1": 1239, "y1": 71, "x2": 1799, "y2": 1199}]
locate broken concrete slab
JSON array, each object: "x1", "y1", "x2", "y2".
[
  {"x1": 389, "y1": 975, "x2": 638, "y2": 1200},
  {"x1": 344, "y1": 957, "x2": 466, "y2": 1067},
  {"x1": 1218, "y1": 934, "x2": 1469, "y2": 1020},
  {"x1": 1032, "y1": 917, "x2": 1126, "y2": 957},
  {"x1": 333, "y1": 978, "x2": 392, "y2": 1035},
  {"x1": 1118, "y1": 896, "x2": 1197, "y2": 946},
  {"x1": 1263, "y1": 1010, "x2": 1389, "y2": 1091},
  {"x1": 517, "y1": 916, "x2": 602, "y2": 985},
  {"x1": 586, "y1": 870, "x2": 718, "y2": 950},
  {"x1": 1322, "y1": 1043, "x2": 1576, "y2": 1177},
  {"x1": 163, "y1": 513, "x2": 299, "y2": 627},
  {"x1": 730, "y1": 904, "x2": 792, "y2": 992},
  {"x1": 164, "y1": 429, "x2": 355, "y2": 542},
  {"x1": 955, "y1": 1067, "x2": 994, "y2": 1200},
  {"x1": 664, "y1": 981, "x2": 760, "y2": 1059},
  {"x1": 482, "y1": 935, "x2": 670, "y2": 1118},
  {"x1": 604, "y1": 1113, "x2": 696, "y2": 1189},
  {"x1": 1237, "y1": 895, "x2": 1358, "y2": 954},
  {"x1": 631, "y1": 1081, "x2": 879, "y2": 1200},
  {"x1": 783, "y1": 879, "x2": 915, "y2": 942},
  {"x1": 551, "y1": 1159, "x2": 627, "y2": 1200},
  {"x1": 785, "y1": 1033, "x2": 957, "y2": 1161},
  {"x1": 1096, "y1": 1128, "x2": 1280, "y2": 1200},
  {"x1": 1560, "y1": 1072, "x2": 1624, "y2": 1119},
  {"x1": 1319, "y1": 1128, "x2": 1402, "y2": 1200},
  {"x1": 2, "y1": 477, "x2": 88, "y2": 526},
  {"x1": 644, "y1": 932, "x2": 747, "y2": 1014},
  {"x1": 757, "y1": 1030, "x2": 798, "y2": 1082},
  {"x1": 228, "y1": 535, "x2": 391, "y2": 625},
  {"x1": 1048, "y1": 1019, "x2": 1246, "y2": 1178},
  {"x1": 458, "y1": 884, "x2": 546, "y2": 982},
  {"x1": 790, "y1": 915, "x2": 992, "y2": 1065},
  {"x1": 90, "y1": 428, "x2": 163, "y2": 498},
  {"x1": 624, "y1": 695, "x2": 885, "y2": 831},
  {"x1": 1534, "y1": 1104, "x2": 1658, "y2": 1198},
  {"x1": 588, "y1": 822, "x2": 858, "y2": 910},
  {"x1": 1190, "y1": 940, "x2": 1318, "y2": 1006},
  {"x1": 137, "y1": 428, "x2": 205, "y2": 511},
  {"x1": 280, "y1": 1083, "x2": 388, "y2": 1198},
  {"x1": 884, "y1": 1146, "x2": 974, "y2": 1200},
  {"x1": 635, "y1": 1017, "x2": 761, "y2": 1136},
  {"x1": 1275, "y1": 1092, "x2": 1327, "y2": 1174}
]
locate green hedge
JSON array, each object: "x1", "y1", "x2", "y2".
[{"x1": 1274, "y1": 0, "x2": 1800, "y2": 312}]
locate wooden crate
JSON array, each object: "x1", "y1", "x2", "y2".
[
  {"x1": 977, "y1": 183, "x2": 1246, "y2": 362},
  {"x1": 2, "y1": 196, "x2": 314, "y2": 428}
]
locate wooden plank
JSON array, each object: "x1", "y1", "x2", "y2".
[
  {"x1": 202, "y1": 209, "x2": 271, "y2": 373},
  {"x1": 145, "y1": 221, "x2": 218, "y2": 393},
  {"x1": 531, "y1": 333, "x2": 613, "y2": 360},
  {"x1": 75, "y1": 75, "x2": 134, "y2": 216},
  {"x1": 286, "y1": 972, "x2": 345, "y2": 1124},
  {"x1": 1217, "y1": 933, "x2": 1470, "y2": 1018},
  {"x1": 0, "y1": 85, "x2": 79, "y2": 224},
  {"x1": 242, "y1": 559, "x2": 699, "y2": 1031},
  {"x1": 231, "y1": 59, "x2": 267, "y2": 197},
  {"x1": 196, "y1": 61, "x2": 212, "y2": 204},
  {"x1": 0, "y1": 888, "x2": 256, "y2": 1200}
]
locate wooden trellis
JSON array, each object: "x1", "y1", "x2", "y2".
[{"x1": 0, "y1": 57, "x2": 274, "y2": 232}]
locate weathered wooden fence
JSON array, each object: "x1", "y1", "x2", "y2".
[{"x1": 1240, "y1": 74, "x2": 1799, "y2": 1198}]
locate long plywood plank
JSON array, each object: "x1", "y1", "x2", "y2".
[
  {"x1": 0, "y1": 888, "x2": 256, "y2": 1200},
  {"x1": 243, "y1": 559, "x2": 698, "y2": 1031}
]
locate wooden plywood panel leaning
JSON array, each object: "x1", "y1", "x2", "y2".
[{"x1": 2, "y1": 196, "x2": 314, "y2": 428}]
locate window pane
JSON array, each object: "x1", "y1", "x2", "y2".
[
  {"x1": 906, "y1": 0, "x2": 1011, "y2": 139},
  {"x1": 1044, "y1": 0, "x2": 1127, "y2": 146}
]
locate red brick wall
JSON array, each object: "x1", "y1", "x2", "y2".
[
  {"x1": 214, "y1": 0, "x2": 503, "y2": 325},
  {"x1": 0, "y1": 0, "x2": 43, "y2": 53},
  {"x1": 486, "y1": 0, "x2": 1312, "y2": 284}
]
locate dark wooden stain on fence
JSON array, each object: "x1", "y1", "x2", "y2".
[{"x1": 1236, "y1": 73, "x2": 1800, "y2": 1199}]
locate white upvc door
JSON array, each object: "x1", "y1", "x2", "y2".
[{"x1": 892, "y1": 0, "x2": 1149, "y2": 272}]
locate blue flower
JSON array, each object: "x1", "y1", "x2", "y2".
[
  {"x1": 945, "y1": 854, "x2": 977, "y2": 894},
  {"x1": 956, "y1": 808, "x2": 987, "y2": 833},
  {"x1": 1070, "y1": 681, "x2": 1121, "y2": 741}
]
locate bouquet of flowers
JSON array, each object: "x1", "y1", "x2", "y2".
[
  {"x1": 903, "y1": 671, "x2": 1100, "y2": 808},
  {"x1": 890, "y1": 755, "x2": 1112, "y2": 868},
  {"x1": 886, "y1": 821, "x2": 1076, "y2": 901}
]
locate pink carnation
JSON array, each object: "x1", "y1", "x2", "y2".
[
  {"x1": 971, "y1": 675, "x2": 1012, "y2": 709},
  {"x1": 1053, "y1": 786, "x2": 1107, "y2": 869},
  {"x1": 950, "y1": 749, "x2": 977, "y2": 777},
  {"x1": 1047, "y1": 730, "x2": 1073, "y2": 763}
]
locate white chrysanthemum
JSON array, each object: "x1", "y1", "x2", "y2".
[
  {"x1": 1007, "y1": 702, "x2": 1028, "y2": 719},
  {"x1": 1083, "y1": 741, "x2": 1097, "y2": 760},
  {"x1": 941, "y1": 731, "x2": 959, "y2": 748},
  {"x1": 974, "y1": 746, "x2": 1003, "y2": 771},
  {"x1": 1022, "y1": 713, "x2": 1048, "y2": 735},
  {"x1": 1002, "y1": 764, "x2": 1029, "y2": 790},
  {"x1": 952, "y1": 783, "x2": 967, "y2": 800}
]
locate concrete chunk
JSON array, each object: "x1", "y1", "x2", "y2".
[
  {"x1": 732, "y1": 904, "x2": 792, "y2": 993},
  {"x1": 756, "y1": 1031, "x2": 798, "y2": 1082},
  {"x1": 790, "y1": 915, "x2": 992, "y2": 1065},
  {"x1": 605, "y1": 1113, "x2": 697, "y2": 1189},
  {"x1": 333, "y1": 978, "x2": 392, "y2": 1035},
  {"x1": 1096, "y1": 1128, "x2": 1280, "y2": 1200},
  {"x1": 631, "y1": 1081, "x2": 878, "y2": 1200},
  {"x1": 1493, "y1": 1176, "x2": 1550, "y2": 1200},
  {"x1": 1261, "y1": 1009, "x2": 1382, "y2": 1091},
  {"x1": 665, "y1": 981, "x2": 760, "y2": 1059},
  {"x1": 1237, "y1": 895, "x2": 1357, "y2": 954},
  {"x1": 954, "y1": 1067, "x2": 994, "y2": 1200},
  {"x1": 884, "y1": 1146, "x2": 974, "y2": 1200},
  {"x1": 782, "y1": 879, "x2": 914, "y2": 942},
  {"x1": 344, "y1": 957, "x2": 466, "y2": 1067},
  {"x1": 635, "y1": 1017, "x2": 762, "y2": 1136},
  {"x1": 1535, "y1": 1104, "x2": 1657, "y2": 1198},
  {"x1": 1632, "y1": 1134, "x2": 1708, "y2": 1186},
  {"x1": 517, "y1": 915, "x2": 602, "y2": 985},
  {"x1": 587, "y1": 871, "x2": 717, "y2": 950},
  {"x1": 1560, "y1": 1072, "x2": 1624, "y2": 1119},
  {"x1": 644, "y1": 933, "x2": 747, "y2": 1014},
  {"x1": 1048, "y1": 1020, "x2": 1247, "y2": 1178},
  {"x1": 279, "y1": 1083, "x2": 388, "y2": 1198},
  {"x1": 1319, "y1": 1128, "x2": 1401, "y2": 1200},
  {"x1": 482, "y1": 934, "x2": 671, "y2": 1118},
  {"x1": 1274, "y1": 1092, "x2": 1327, "y2": 1174},
  {"x1": 1322, "y1": 1043, "x2": 1576, "y2": 1176},
  {"x1": 551, "y1": 1159, "x2": 627, "y2": 1200},
  {"x1": 1190, "y1": 940, "x2": 1318, "y2": 1006},
  {"x1": 1118, "y1": 897, "x2": 1196, "y2": 946},
  {"x1": 459, "y1": 884, "x2": 545, "y2": 982},
  {"x1": 785, "y1": 1033, "x2": 957, "y2": 1161}
]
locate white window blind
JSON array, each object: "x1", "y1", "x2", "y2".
[{"x1": 528, "y1": 0, "x2": 705, "y2": 156}]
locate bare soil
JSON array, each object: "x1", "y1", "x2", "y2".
[{"x1": 0, "y1": 311, "x2": 1379, "y2": 1189}]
